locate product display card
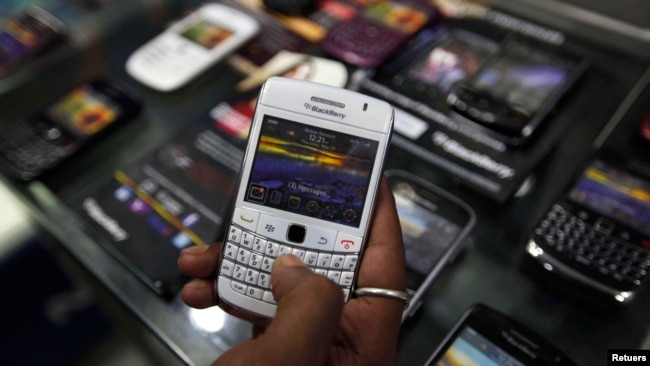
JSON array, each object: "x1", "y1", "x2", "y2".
[
  {"x1": 75, "y1": 119, "x2": 243, "y2": 297},
  {"x1": 355, "y1": 5, "x2": 595, "y2": 202}
]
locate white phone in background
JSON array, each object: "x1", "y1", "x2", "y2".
[
  {"x1": 125, "y1": 3, "x2": 259, "y2": 92},
  {"x1": 216, "y1": 76, "x2": 394, "y2": 323}
]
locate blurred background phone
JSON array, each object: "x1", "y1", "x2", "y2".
[
  {"x1": 0, "y1": 78, "x2": 141, "y2": 181},
  {"x1": 391, "y1": 29, "x2": 498, "y2": 98},
  {"x1": 321, "y1": 0, "x2": 436, "y2": 68},
  {"x1": 527, "y1": 151, "x2": 650, "y2": 304},
  {"x1": 446, "y1": 37, "x2": 588, "y2": 146},
  {"x1": 263, "y1": 0, "x2": 316, "y2": 16},
  {"x1": 386, "y1": 170, "x2": 475, "y2": 321},
  {"x1": 125, "y1": 3, "x2": 260, "y2": 92},
  {"x1": 425, "y1": 303, "x2": 577, "y2": 365},
  {"x1": 0, "y1": 7, "x2": 66, "y2": 77}
]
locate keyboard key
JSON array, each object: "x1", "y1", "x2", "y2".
[
  {"x1": 263, "y1": 291, "x2": 276, "y2": 304},
  {"x1": 220, "y1": 259, "x2": 235, "y2": 277},
  {"x1": 237, "y1": 248, "x2": 252, "y2": 264},
  {"x1": 245, "y1": 268, "x2": 260, "y2": 285},
  {"x1": 227, "y1": 226, "x2": 242, "y2": 243},
  {"x1": 253, "y1": 237, "x2": 267, "y2": 253},
  {"x1": 304, "y1": 251, "x2": 319, "y2": 266},
  {"x1": 340, "y1": 271, "x2": 354, "y2": 287},
  {"x1": 224, "y1": 242, "x2": 238, "y2": 260},
  {"x1": 344, "y1": 255, "x2": 358, "y2": 271},
  {"x1": 241, "y1": 232, "x2": 255, "y2": 249},
  {"x1": 317, "y1": 253, "x2": 332, "y2": 268},
  {"x1": 258, "y1": 273, "x2": 271, "y2": 289},
  {"x1": 261, "y1": 257, "x2": 274, "y2": 272},
  {"x1": 231, "y1": 280, "x2": 247, "y2": 295},
  {"x1": 233, "y1": 265, "x2": 246, "y2": 281},
  {"x1": 265, "y1": 241, "x2": 279, "y2": 257},
  {"x1": 330, "y1": 255, "x2": 345, "y2": 269},
  {"x1": 327, "y1": 270, "x2": 341, "y2": 284},
  {"x1": 246, "y1": 286, "x2": 263, "y2": 300},
  {"x1": 249, "y1": 253, "x2": 263, "y2": 269}
]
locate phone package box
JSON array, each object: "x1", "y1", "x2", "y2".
[
  {"x1": 73, "y1": 118, "x2": 243, "y2": 297},
  {"x1": 353, "y1": 3, "x2": 623, "y2": 203}
]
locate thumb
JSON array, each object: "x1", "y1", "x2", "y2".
[{"x1": 214, "y1": 255, "x2": 344, "y2": 366}]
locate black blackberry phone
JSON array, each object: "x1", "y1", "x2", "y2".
[
  {"x1": 0, "y1": 78, "x2": 141, "y2": 180},
  {"x1": 527, "y1": 151, "x2": 650, "y2": 303},
  {"x1": 426, "y1": 304, "x2": 577, "y2": 366},
  {"x1": 0, "y1": 7, "x2": 66, "y2": 77},
  {"x1": 446, "y1": 37, "x2": 588, "y2": 146}
]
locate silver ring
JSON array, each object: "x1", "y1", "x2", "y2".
[{"x1": 354, "y1": 287, "x2": 411, "y2": 308}]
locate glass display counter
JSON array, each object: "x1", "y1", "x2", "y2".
[{"x1": 1, "y1": 1, "x2": 650, "y2": 365}]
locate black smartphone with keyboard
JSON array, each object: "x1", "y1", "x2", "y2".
[
  {"x1": 0, "y1": 78, "x2": 141, "y2": 181},
  {"x1": 526, "y1": 151, "x2": 650, "y2": 303}
]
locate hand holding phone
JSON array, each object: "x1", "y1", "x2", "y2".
[
  {"x1": 386, "y1": 170, "x2": 475, "y2": 321},
  {"x1": 216, "y1": 76, "x2": 394, "y2": 323},
  {"x1": 125, "y1": 3, "x2": 260, "y2": 92},
  {"x1": 0, "y1": 78, "x2": 140, "y2": 180},
  {"x1": 425, "y1": 304, "x2": 577, "y2": 365}
]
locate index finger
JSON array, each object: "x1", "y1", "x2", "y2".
[{"x1": 356, "y1": 176, "x2": 406, "y2": 291}]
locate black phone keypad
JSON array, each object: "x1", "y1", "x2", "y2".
[
  {"x1": 533, "y1": 204, "x2": 650, "y2": 290},
  {"x1": 0, "y1": 122, "x2": 70, "y2": 176}
]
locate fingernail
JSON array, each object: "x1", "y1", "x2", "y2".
[
  {"x1": 276, "y1": 254, "x2": 306, "y2": 267},
  {"x1": 184, "y1": 279, "x2": 209, "y2": 289},
  {"x1": 181, "y1": 245, "x2": 210, "y2": 256}
]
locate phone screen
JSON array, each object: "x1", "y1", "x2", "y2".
[
  {"x1": 244, "y1": 114, "x2": 379, "y2": 228},
  {"x1": 179, "y1": 19, "x2": 234, "y2": 50},
  {"x1": 392, "y1": 180, "x2": 467, "y2": 289},
  {"x1": 365, "y1": 1, "x2": 428, "y2": 34},
  {"x1": 0, "y1": 12, "x2": 61, "y2": 69},
  {"x1": 467, "y1": 40, "x2": 577, "y2": 121},
  {"x1": 43, "y1": 83, "x2": 123, "y2": 137},
  {"x1": 400, "y1": 32, "x2": 497, "y2": 93},
  {"x1": 567, "y1": 159, "x2": 650, "y2": 236},
  {"x1": 436, "y1": 325, "x2": 525, "y2": 366}
]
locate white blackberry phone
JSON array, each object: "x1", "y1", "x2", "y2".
[
  {"x1": 125, "y1": 3, "x2": 259, "y2": 92},
  {"x1": 216, "y1": 76, "x2": 394, "y2": 323}
]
